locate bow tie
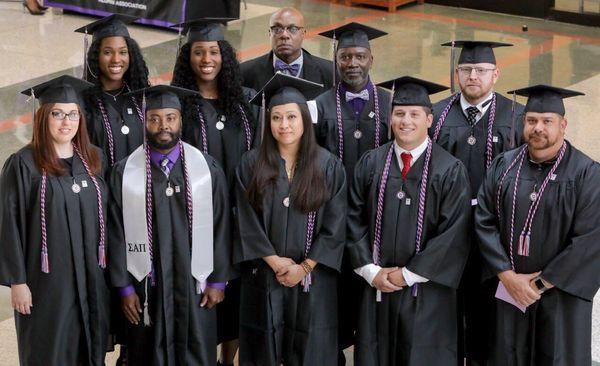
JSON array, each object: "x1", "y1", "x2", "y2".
[
  {"x1": 345, "y1": 89, "x2": 370, "y2": 102},
  {"x1": 274, "y1": 60, "x2": 300, "y2": 76}
]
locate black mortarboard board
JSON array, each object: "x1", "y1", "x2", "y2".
[
  {"x1": 249, "y1": 72, "x2": 323, "y2": 109},
  {"x1": 318, "y1": 22, "x2": 387, "y2": 50},
  {"x1": 507, "y1": 84, "x2": 584, "y2": 116},
  {"x1": 21, "y1": 75, "x2": 93, "y2": 105},
  {"x1": 441, "y1": 40, "x2": 512, "y2": 65},
  {"x1": 171, "y1": 17, "x2": 235, "y2": 43},
  {"x1": 378, "y1": 76, "x2": 448, "y2": 109},
  {"x1": 74, "y1": 14, "x2": 138, "y2": 41},
  {"x1": 124, "y1": 85, "x2": 199, "y2": 111}
]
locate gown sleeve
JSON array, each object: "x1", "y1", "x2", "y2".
[
  {"x1": 541, "y1": 161, "x2": 600, "y2": 301},
  {"x1": 306, "y1": 156, "x2": 346, "y2": 272},
  {"x1": 0, "y1": 154, "x2": 29, "y2": 286},
  {"x1": 405, "y1": 160, "x2": 472, "y2": 289},
  {"x1": 107, "y1": 161, "x2": 131, "y2": 288}
]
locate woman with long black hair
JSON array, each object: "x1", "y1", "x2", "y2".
[
  {"x1": 235, "y1": 74, "x2": 347, "y2": 365},
  {"x1": 75, "y1": 14, "x2": 150, "y2": 167},
  {"x1": 171, "y1": 19, "x2": 260, "y2": 365},
  {"x1": 0, "y1": 76, "x2": 110, "y2": 366}
]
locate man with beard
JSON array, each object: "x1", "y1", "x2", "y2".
[
  {"x1": 313, "y1": 22, "x2": 390, "y2": 365},
  {"x1": 108, "y1": 85, "x2": 234, "y2": 365},
  {"x1": 429, "y1": 40, "x2": 525, "y2": 366},
  {"x1": 475, "y1": 85, "x2": 600, "y2": 365},
  {"x1": 240, "y1": 7, "x2": 333, "y2": 100}
]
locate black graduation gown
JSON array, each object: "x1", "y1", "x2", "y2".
[
  {"x1": 240, "y1": 50, "x2": 334, "y2": 100},
  {"x1": 181, "y1": 88, "x2": 260, "y2": 343},
  {"x1": 84, "y1": 89, "x2": 144, "y2": 167},
  {"x1": 430, "y1": 92, "x2": 525, "y2": 360},
  {"x1": 347, "y1": 142, "x2": 471, "y2": 366},
  {"x1": 315, "y1": 85, "x2": 391, "y2": 180},
  {"x1": 108, "y1": 151, "x2": 234, "y2": 366},
  {"x1": 234, "y1": 148, "x2": 347, "y2": 366},
  {"x1": 475, "y1": 142, "x2": 600, "y2": 366},
  {"x1": 0, "y1": 146, "x2": 110, "y2": 366}
]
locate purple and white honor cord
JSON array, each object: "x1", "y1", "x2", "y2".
[
  {"x1": 197, "y1": 104, "x2": 254, "y2": 154},
  {"x1": 301, "y1": 211, "x2": 317, "y2": 292}
]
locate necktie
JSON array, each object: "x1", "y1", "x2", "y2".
[
  {"x1": 345, "y1": 89, "x2": 370, "y2": 102},
  {"x1": 160, "y1": 157, "x2": 170, "y2": 177},
  {"x1": 401, "y1": 152, "x2": 412, "y2": 179},
  {"x1": 274, "y1": 60, "x2": 300, "y2": 76},
  {"x1": 466, "y1": 106, "x2": 479, "y2": 126}
]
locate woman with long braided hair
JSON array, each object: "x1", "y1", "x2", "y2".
[
  {"x1": 0, "y1": 76, "x2": 110, "y2": 366},
  {"x1": 170, "y1": 19, "x2": 259, "y2": 365},
  {"x1": 75, "y1": 14, "x2": 150, "y2": 168},
  {"x1": 235, "y1": 74, "x2": 346, "y2": 365}
]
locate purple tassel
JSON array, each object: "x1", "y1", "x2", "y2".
[
  {"x1": 98, "y1": 245, "x2": 106, "y2": 268},
  {"x1": 41, "y1": 249, "x2": 49, "y2": 273},
  {"x1": 411, "y1": 283, "x2": 419, "y2": 297},
  {"x1": 302, "y1": 273, "x2": 312, "y2": 293}
]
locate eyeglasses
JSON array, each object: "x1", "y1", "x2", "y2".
[
  {"x1": 50, "y1": 110, "x2": 80, "y2": 121},
  {"x1": 269, "y1": 25, "x2": 305, "y2": 35},
  {"x1": 457, "y1": 66, "x2": 496, "y2": 76}
]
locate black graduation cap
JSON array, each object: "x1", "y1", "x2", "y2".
[
  {"x1": 441, "y1": 40, "x2": 512, "y2": 65},
  {"x1": 171, "y1": 17, "x2": 235, "y2": 43},
  {"x1": 249, "y1": 72, "x2": 323, "y2": 109},
  {"x1": 124, "y1": 85, "x2": 199, "y2": 111},
  {"x1": 507, "y1": 84, "x2": 584, "y2": 116},
  {"x1": 74, "y1": 14, "x2": 138, "y2": 41},
  {"x1": 378, "y1": 76, "x2": 448, "y2": 109},
  {"x1": 319, "y1": 22, "x2": 387, "y2": 50},
  {"x1": 21, "y1": 75, "x2": 94, "y2": 105}
]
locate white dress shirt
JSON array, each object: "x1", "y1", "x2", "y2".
[
  {"x1": 460, "y1": 91, "x2": 494, "y2": 124},
  {"x1": 273, "y1": 50, "x2": 303, "y2": 77},
  {"x1": 354, "y1": 138, "x2": 431, "y2": 287}
]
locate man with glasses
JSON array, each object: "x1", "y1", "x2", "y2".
[
  {"x1": 240, "y1": 7, "x2": 333, "y2": 100},
  {"x1": 429, "y1": 40, "x2": 525, "y2": 366}
]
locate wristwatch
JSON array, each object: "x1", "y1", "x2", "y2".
[{"x1": 533, "y1": 277, "x2": 549, "y2": 293}]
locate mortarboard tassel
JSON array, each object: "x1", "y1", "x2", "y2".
[
  {"x1": 175, "y1": 29, "x2": 183, "y2": 61},
  {"x1": 411, "y1": 283, "x2": 419, "y2": 297},
  {"x1": 387, "y1": 82, "x2": 396, "y2": 140},
  {"x1": 376, "y1": 289, "x2": 382, "y2": 302},
  {"x1": 450, "y1": 40, "x2": 456, "y2": 94},
  {"x1": 510, "y1": 91, "x2": 517, "y2": 149},
  {"x1": 83, "y1": 30, "x2": 89, "y2": 81},
  {"x1": 332, "y1": 34, "x2": 337, "y2": 85},
  {"x1": 259, "y1": 92, "x2": 266, "y2": 140}
]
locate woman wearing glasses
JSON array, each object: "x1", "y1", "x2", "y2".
[
  {"x1": 75, "y1": 14, "x2": 150, "y2": 168},
  {"x1": 0, "y1": 76, "x2": 110, "y2": 366}
]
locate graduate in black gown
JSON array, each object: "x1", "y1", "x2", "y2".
[
  {"x1": 170, "y1": 17, "x2": 260, "y2": 366},
  {"x1": 240, "y1": 7, "x2": 334, "y2": 100},
  {"x1": 235, "y1": 73, "x2": 347, "y2": 366},
  {"x1": 429, "y1": 41, "x2": 525, "y2": 365},
  {"x1": 348, "y1": 76, "x2": 471, "y2": 366},
  {"x1": 313, "y1": 23, "x2": 391, "y2": 362},
  {"x1": 475, "y1": 85, "x2": 600, "y2": 366},
  {"x1": 108, "y1": 85, "x2": 235, "y2": 366},
  {"x1": 75, "y1": 14, "x2": 150, "y2": 167},
  {"x1": 0, "y1": 75, "x2": 110, "y2": 366}
]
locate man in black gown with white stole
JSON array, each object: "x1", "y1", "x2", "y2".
[
  {"x1": 429, "y1": 40, "x2": 525, "y2": 365},
  {"x1": 475, "y1": 85, "x2": 600, "y2": 366},
  {"x1": 108, "y1": 85, "x2": 234, "y2": 365},
  {"x1": 348, "y1": 76, "x2": 471, "y2": 366}
]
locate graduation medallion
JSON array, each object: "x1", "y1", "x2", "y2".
[
  {"x1": 529, "y1": 191, "x2": 538, "y2": 201},
  {"x1": 72, "y1": 183, "x2": 81, "y2": 193},
  {"x1": 396, "y1": 191, "x2": 405, "y2": 200},
  {"x1": 353, "y1": 130, "x2": 362, "y2": 139},
  {"x1": 283, "y1": 196, "x2": 290, "y2": 207},
  {"x1": 216, "y1": 121, "x2": 225, "y2": 130},
  {"x1": 467, "y1": 135, "x2": 477, "y2": 145},
  {"x1": 166, "y1": 186, "x2": 174, "y2": 197},
  {"x1": 121, "y1": 125, "x2": 130, "y2": 135}
]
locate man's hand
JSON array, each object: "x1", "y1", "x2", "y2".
[
  {"x1": 498, "y1": 270, "x2": 541, "y2": 307},
  {"x1": 200, "y1": 287, "x2": 225, "y2": 309},
  {"x1": 371, "y1": 267, "x2": 402, "y2": 293},
  {"x1": 122, "y1": 293, "x2": 142, "y2": 325},
  {"x1": 263, "y1": 255, "x2": 296, "y2": 274},
  {"x1": 388, "y1": 268, "x2": 407, "y2": 288},
  {"x1": 276, "y1": 264, "x2": 305, "y2": 287},
  {"x1": 11, "y1": 284, "x2": 32, "y2": 315}
]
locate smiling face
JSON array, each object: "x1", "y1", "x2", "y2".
[
  {"x1": 190, "y1": 41, "x2": 222, "y2": 84},
  {"x1": 336, "y1": 46, "x2": 373, "y2": 90},
  {"x1": 48, "y1": 103, "x2": 80, "y2": 145},
  {"x1": 146, "y1": 108, "x2": 182, "y2": 151},
  {"x1": 456, "y1": 62, "x2": 498, "y2": 104},
  {"x1": 98, "y1": 36, "x2": 130, "y2": 89},
  {"x1": 391, "y1": 105, "x2": 433, "y2": 151},
  {"x1": 270, "y1": 103, "x2": 304, "y2": 148}
]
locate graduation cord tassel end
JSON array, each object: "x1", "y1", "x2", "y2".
[
  {"x1": 301, "y1": 211, "x2": 317, "y2": 293},
  {"x1": 376, "y1": 289, "x2": 382, "y2": 302},
  {"x1": 517, "y1": 232, "x2": 530, "y2": 257},
  {"x1": 143, "y1": 277, "x2": 151, "y2": 326},
  {"x1": 301, "y1": 273, "x2": 312, "y2": 293},
  {"x1": 41, "y1": 247, "x2": 49, "y2": 274}
]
